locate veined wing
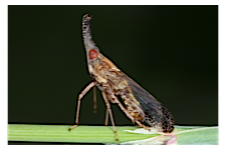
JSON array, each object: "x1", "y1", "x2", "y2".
[{"x1": 123, "y1": 73, "x2": 175, "y2": 133}]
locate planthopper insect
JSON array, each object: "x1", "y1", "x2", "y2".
[{"x1": 69, "y1": 14, "x2": 174, "y2": 141}]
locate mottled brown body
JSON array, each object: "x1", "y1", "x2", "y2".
[
  {"x1": 69, "y1": 14, "x2": 174, "y2": 141},
  {"x1": 88, "y1": 53, "x2": 145, "y2": 122}
]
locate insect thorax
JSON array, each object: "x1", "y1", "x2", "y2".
[{"x1": 88, "y1": 54, "x2": 145, "y2": 122}]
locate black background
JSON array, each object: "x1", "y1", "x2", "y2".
[{"x1": 8, "y1": 5, "x2": 218, "y2": 126}]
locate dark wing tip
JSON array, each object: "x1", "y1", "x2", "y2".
[{"x1": 161, "y1": 104, "x2": 175, "y2": 133}]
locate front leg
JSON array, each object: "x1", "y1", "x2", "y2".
[{"x1": 68, "y1": 81, "x2": 96, "y2": 131}]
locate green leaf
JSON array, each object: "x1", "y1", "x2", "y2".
[
  {"x1": 8, "y1": 124, "x2": 157, "y2": 144},
  {"x1": 175, "y1": 126, "x2": 218, "y2": 145},
  {"x1": 8, "y1": 124, "x2": 218, "y2": 145},
  {"x1": 121, "y1": 126, "x2": 218, "y2": 145}
]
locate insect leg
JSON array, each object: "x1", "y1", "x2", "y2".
[
  {"x1": 102, "y1": 91, "x2": 119, "y2": 141},
  {"x1": 93, "y1": 85, "x2": 97, "y2": 113},
  {"x1": 104, "y1": 106, "x2": 109, "y2": 126},
  {"x1": 113, "y1": 96, "x2": 150, "y2": 131},
  {"x1": 68, "y1": 81, "x2": 96, "y2": 131},
  {"x1": 111, "y1": 95, "x2": 135, "y2": 123},
  {"x1": 135, "y1": 121, "x2": 151, "y2": 131}
]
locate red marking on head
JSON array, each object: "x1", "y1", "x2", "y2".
[{"x1": 89, "y1": 49, "x2": 98, "y2": 59}]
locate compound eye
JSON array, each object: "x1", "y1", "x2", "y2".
[{"x1": 89, "y1": 49, "x2": 98, "y2": 59}]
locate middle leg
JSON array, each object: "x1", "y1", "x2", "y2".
[
  {"x1": 102, "y1": 91, "x2": 119, "y2": 141},
  {"x1": 109, "y1": 93, "x2": 151, "y2": 131}
]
